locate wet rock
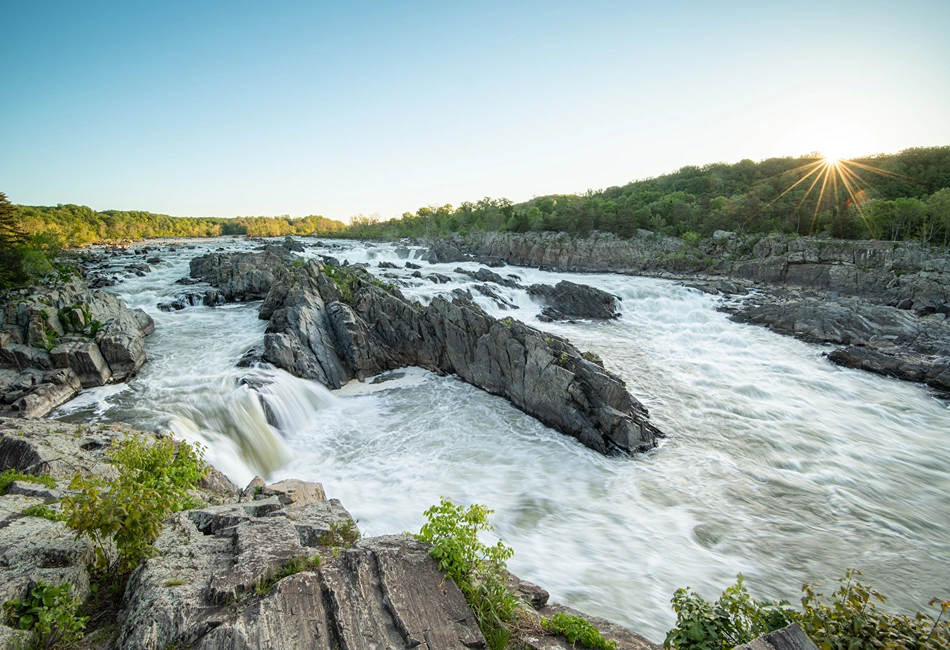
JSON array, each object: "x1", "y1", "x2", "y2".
[
  {"x1": 175, "y1": 277, "x2": 203, "y2": 285},
  {"x1": 146, "y1": 256, "x2": 162, "y2": 264},
  {"x1": 49, "y1": 339, "x2": 112, "y2": 387},
  {"x1": 455, "y1": 266, "x2": 522, "y2": 289},
  {"x1": 405, "y1": 261, "x2": 421, "y2": 269},
  {"x1": 235, "y1": 345, "x2": 264, "y2": 368},
  {"x1": 377, "y1": 261, "x2": 398, "y2": 269},
  {"x1": 423, "y1": 241, "x2": 469, "y2": 264},
  {"x1": 528, "y1": 281, "x2": 620, "y2": 320},
  {"x1": 427, "y1": 273, "x2": 452, "y2": 284},
  {"x1": 473, "y1": 284, "x2": 520, "y2": 310},
  {"x1": 897, "y1": 298, "x2": 914, "y2": 310},
  {"x1": 189, "y1": 249, "x2": 292, "y2": 301}
]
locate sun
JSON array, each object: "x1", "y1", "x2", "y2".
[{"x1": 823, "y1": 152, "x2": 842, "y2": 167}]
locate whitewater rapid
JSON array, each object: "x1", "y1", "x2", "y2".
[{"x1": 55, "y1": 237, "x2": 950, "y2": 642}]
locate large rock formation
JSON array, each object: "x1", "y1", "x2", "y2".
[
  {"x1": 0, "y1": 418, "x2": 659, "y2": 650},
  {"x1": 0, "y1": 282, "x2": 155, "y2": 417},
  {"x1": 191, "y1": 253, "x2": 664, "y2": 455},
  {"x1": 529, "y1": 281, "x2": 620, "y2": 321},
  {"x1": 730, "y1": 294, "x2": 950, "y2": 393}
]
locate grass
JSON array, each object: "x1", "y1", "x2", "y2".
[
  {"x1": 255, "y1": 555, "x2": 321, "y2": 596},
  {"x1": 21, "y1": 505, "x2": 67, "y2": 522},
  {"x1": 0, "y1": 469, "x2": 57, "y2": 495}
]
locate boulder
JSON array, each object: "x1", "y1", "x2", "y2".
[
  {"x1": 528, "y1": 281, "x2": 620, "y2": 320},
  {"x1": 49, "y1": 340, "x2": 112, "y2": 387}
]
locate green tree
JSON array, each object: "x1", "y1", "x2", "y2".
[{"x1": 0, "y1": 192, "x2": 27, "y2": 287}]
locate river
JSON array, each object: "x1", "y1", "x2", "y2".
[{"x1": 54, "y1": 237, "x2": 950, "y2": 642}]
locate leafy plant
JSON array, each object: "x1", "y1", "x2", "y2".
[
  {"x1": 3, "y1": 581, "x2": 87, "y2": 649},
  {"x1": 415, "y1": 498, "x2": 520, "y2": 650},
  {"x1": 542, "y1": 613, "x2": 617, "y2": 650},
  {"x1": 797, "y1": 569, "x2": 949, "y2": 650},
  {"x1": 665, "y1": 571, "x2": 949, "y2": 650},
  {"x1": 0, "y1": 469, "x2": 57, "y2": 495},
  {"x1": 665, "y1": 574, "x2": 794, "y2": 650},
  {"x1": 63, "y1": 435, "x2": 208, "y2": 572}
]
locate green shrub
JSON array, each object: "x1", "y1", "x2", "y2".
[
  {"x1": 542, "y1": 613, "x2": 617, "y2": 650},
  {"x1": 665, "y1": 571, "x2": 949, "y2": 650},
  {"x1": 415, "y1": 498, "x2": 520, "y2": 650},
  {"x1": 682, "y1": 231, "x2": 702, "y2": 248},
  {"x1": 0, "y1": 469, "x2": 57, "y2": 495},
  {"x1": 3, "y1": 581, "x2": 87, "y2": 648},
  {"x1": 63, "y1": 435, "x2": 208, "y2": 572},
  {"x1": 665, "y1": 574, "x2": 794, "y2": 650}
]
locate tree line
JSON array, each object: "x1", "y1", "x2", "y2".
[{"x1": 347, "y1": 146, "x2": 950, "y2": 245}]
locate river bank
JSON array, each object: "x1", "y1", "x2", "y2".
[{"x1": 2, "y1": 235, "x2": 949, "y2": 643}]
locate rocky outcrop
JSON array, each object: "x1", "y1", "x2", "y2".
[
  {"x1": 0, "y1": 282, "x2": 155, "y2": 417},
  {"x1": 529, "y1": 281, "x2": 620, "y2": 321},
  {"x1": 730, "y1": 294, "x2": 950, "y2": 393},
  {"x1": 0, "y1": 419, "x2": 658, "y2": 650},
  {"x1": 189, "y1": 246, "x2": 294, "y2": 301},
  {"x1": 191, "y1": 251, "x2": 664, "y2": 454}
]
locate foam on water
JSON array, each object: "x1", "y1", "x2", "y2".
[{"x1": 55, "y1": 237, "x2": 950, "y2": 642}]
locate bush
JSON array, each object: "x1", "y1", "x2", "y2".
[
  {"x1": 3, "y1": 581, "x2": 87, "y2": 648},
  {"x1": 63, "y1": 435, "x2": 208, "y2": 572},
  {"x1": 665, "y1": 571, "x2": 949, "y2": 650},
  {"x1": 415, "y1": 498, "x2": 520, "y2": 650}
]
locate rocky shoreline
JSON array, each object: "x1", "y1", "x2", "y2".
[
  {"x1": 0, "y1": 417, "x2": 659, "y2": 650},
  {"x1": 432, "y1": 231, "x2": 950, "y2": 395}
]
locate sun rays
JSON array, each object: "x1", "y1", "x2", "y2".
[{"x1": 745, "y1": 150, "x2": 916, "y2": 237}]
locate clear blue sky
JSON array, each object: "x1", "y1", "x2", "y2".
[{"x1": 2, "y1": 0, "x2": 948, "y2": 222}]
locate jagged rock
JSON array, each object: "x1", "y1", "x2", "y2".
[
  {"x1": 235, "y1": 345, "x2": 264, "y2": 368},
  {"x1": 49, "y1": 339, "x2": 112, "y2": 387},
  {"x1": 427, "y1": 273, "x2": 452, "y2": 284},
  {"x1": 189, "y1": 248, "x2": 291, "y2": 301},
  {"x1": 175, "y1": 277, "x2": 203, "y2": 286},
  {"x1": 473, "y1": 284, "x2": 520, "y2": 310},
  {"x1": 196, "y1": 253, "x2": 663, "y2": 454},
  {"x1": 405, "y1": 261, "x2": 421, "y2": 269},
  {"x1": 95, "y1": 310, "x2": 154, "y2": 381},
  {"x1": 259, "y1": 479, "x2": 326, "y2": 506},
  {"x1": 146, "y1": 256, "x2": 163, "y2": 264},
  {"x1": 828, "y1": 346, "x2": 950, "y2": 393},
  {"x1": 733, "y1": 623, "x2": 817, "y2": 650},
  {"x1": 528, "y1": 281, "x2": 620, "y2": 320},
  {"x1": 0, "y1": 369, "x2": 81, "y2": 418},
  {"x1": 455, "y1": 266, "x2": 522, "y2": 289},
  {"x1": 423, "y1": 241, "x2": 469, "y2": 264},
  {"x1": 377, "y1": 261, "x2": 398, "y2": 269}
]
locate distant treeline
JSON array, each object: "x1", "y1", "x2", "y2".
[
  {"x1": 14, "y1": 204, "x2": 345, "y2": 246},
  {"x1": 347, "y1": 146, "x2": 950, "y2": 245}
]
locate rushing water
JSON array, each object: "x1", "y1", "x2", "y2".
[{"x1": 55, "y1": 237, "x2": 950, "y2": 642}]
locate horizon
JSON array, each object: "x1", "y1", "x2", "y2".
[
  {"x1": 11, "y1": 144, "x2": 948, "y2": 223},
  {"x1": 3, "y1": 1, "x2": 949, "y2": 221}
]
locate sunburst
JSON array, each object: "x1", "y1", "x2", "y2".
[{"x1": 744, "y1": 150, "x2": 917, "y2": 237}]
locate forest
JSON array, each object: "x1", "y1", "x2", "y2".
[{"x1": 346, "y1": 146, "x2": 950, "y2": 245}]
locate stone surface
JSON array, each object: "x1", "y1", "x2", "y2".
[
  {"x1": 529, "y1": 281, "x2": 620, "y2": 320},
  {"x1": 259, "y1": 479, "x2": 326, "y2": 506},
  {"x1": 733, "y1": 623, "x2": 817, "y2": 650}
]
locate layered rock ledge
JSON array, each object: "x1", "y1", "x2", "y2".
[
  {"x1": 0, "y1": 281, "x2": 155, "y2": 418},
  {"x1": 190, "y1": 248, "x2": 664, "y2": 455},
  {"x1": 0, "y1": 418, "x2": 659, "y2": 650}
]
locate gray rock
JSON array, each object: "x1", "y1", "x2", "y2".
[
  {"x1": 733, "y1": 623, "x2": 817, "y2": 650},
  {"x1": 528, "y1": 281, "x2": 620, "y2": 320},
  {"x1": 259, "y1": 479, "x2": 326, "y2": 506},
  {"x1": 49, "y1": 339, "x2": 112, "y2": 387}
]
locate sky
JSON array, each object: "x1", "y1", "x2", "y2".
[{"x1": 2, "y1": 0, "x2": 949, "y2": 222}]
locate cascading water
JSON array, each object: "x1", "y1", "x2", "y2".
[{"x1": 55, "y1": 237, "x2": 950, "y2": 642}]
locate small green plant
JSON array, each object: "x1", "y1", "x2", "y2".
[
  {"x1": 164, "y1": 579, "x2": 187, "y2": 588},
  {"x1": 542, "y1": 613, "x2": 616, "y2": 650},
  {"x1": 323, "y1": 264, "x2": 359, "y2": 305},
  {"x1": 255, "y1": 554, "x2": 321, "y2": 596},
  {"x1": 316, "y1": 520, "x2": 360, "y2": 548},
  {"x1": 415, "y1": 498, "x2": 520, "y2": 650},
  {"x1": 21, "y1": 505, "x2": 67, "y2": 522},
  {"x1": 665, "y1": 571, "x2": 949, "y2": 650},
  {"x1": 665, "y1": 574, "x2": 794, "y2": 650},
  {"x1": 0, "y1": 469, "x2": 57, "y2": 495},
  {"x1": 63, "y1": 435, "x2": 208, "y2": 572},
  {"x1": 581, "y1": 350, "x2": 601, "y2": 363},
  {"x1": 3, "y1": 581, "x2": 87, "y2": 648}
]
